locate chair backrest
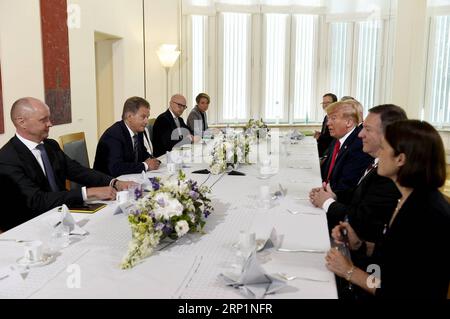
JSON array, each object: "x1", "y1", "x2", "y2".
[
  {"x1": 147, "y1": 118, "x2": 156, "y2": 141},
  {"x1": 59, "y1": 132, "x2": 89, "y2": 190}
]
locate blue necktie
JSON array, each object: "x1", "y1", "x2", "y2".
[
  {"x1": 133, "y1": 134, "x2": 139, "y2": 163},
  {"x1": 36, "y1": 144, "x2": 59, "y2": 192}
]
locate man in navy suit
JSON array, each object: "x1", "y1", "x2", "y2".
[
  {"x1": 318, "y1": 100, "x2": 372, "y2": 193},
  {"x1": 310, "y1": 104, "x2": 407, "y2": 242},
  {"x1": 314, "y1": 93, "x2": 337, "y2": 160},
  {"x1": 152, "y1": 94, "x2": 199, "y2": 157},
  {"x1": 0, "y1": 97, "x2": 134, "y2": 231},
  {"x1": 94, "y1": 97, "x2": 160, "y2": 177}
]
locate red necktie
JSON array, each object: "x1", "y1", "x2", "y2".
[{"x1": 326, "y1": 140, "x2": 341, "y2": 183}]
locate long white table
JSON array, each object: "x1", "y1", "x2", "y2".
[{"x1": 0, "y1": 137, "x2": 337, "y2": 299}]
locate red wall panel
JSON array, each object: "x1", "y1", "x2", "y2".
[{"x1": 40, "y1": 0, "x2": 72, "y2": 125}]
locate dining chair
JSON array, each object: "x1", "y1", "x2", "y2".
[
  {"x1": 59, "y1": 132, "x2": 89, "y2": 190},
  {"x1": 147, "y1": 118, "x2": 156, "y2": 141}
]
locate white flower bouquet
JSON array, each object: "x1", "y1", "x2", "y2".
[
  {"x1": 120, "y1": 171, "x2": 213, "y2": 269},
  {"x1": 244, "y1": 118, "x2": 269, "y2": 138},
  {"x1": 209, "y1": 131, "x2": 252, "y2": 174}
]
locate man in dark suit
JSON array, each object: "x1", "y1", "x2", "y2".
[
  {"x1": 314, "y1": 93, "x2": 337, "y2": 160},
  {"x1": 93, "y1": 96, "x2": 160, "y2": 177},
  {"x1": 0, "y1": 97, "x2": 135, "y2": 232},
  {"x1": 310, "y1": 104, "x2": 407, "y2": 242},
  {"x1": 152, "y1": 94, "x2": 198, "y2": 157},
  {"x1": 318, "y1": 100, "x2": 372, "y2": 193},
  {"x1": 311, "y1": 104, "x2": 407, "y2": 300}
]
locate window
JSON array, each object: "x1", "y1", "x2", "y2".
[
  {"x1": 328, "y1": 22, "x2": 352, "y2": 99},
  {"x1": 191, "y1": 15, "x2": 208, "y2": 107},
  {"x1": 263, "y1": 14, "x2": 289, "y2": 121},
  {"x1": 292, "y1": 14, "x2": 318, "y2": 122},
  {"x1": 355, "y1": 20, "x2": 382, "y2": 112},
  {"x1": 327, "y1": 20, "x2": 383, "y2": 113},
  {"x1": 183, "y1": 2, "x2": 391, "y2": 124},
  {"x1": 219, "y1": 12, "x2": 251, "y2": 122},
  {"x1": 425, "y1": 15, "x2": 450, "y2": 125}
]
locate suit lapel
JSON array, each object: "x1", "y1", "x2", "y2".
[
  {"x1": 119, "y1": 121, "x2": 134, "y2": 156},
  {"x1": 12, "y1": 136, "x2": 48, "y2": 187},
  {"x1": 165, "y1": 109, "x2": 177, "y2": 131},
  {"x1": 321, "y1": 116, "x2": 328, "y2": 135},
  {"x1": 330, "y1": 127, "x2": 358, "y2": 180}
]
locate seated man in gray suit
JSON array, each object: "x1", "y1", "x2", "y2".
[
  {"x1": 187, "y1": 93, "x2": 210, "y2": 136},
  {"x1": 0, "y1": 97, "x2": 135, "y2": 231}
]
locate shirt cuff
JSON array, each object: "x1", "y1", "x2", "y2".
[
  {"x1": 81, "y1": 186, "x2": 87, "y2": 201},
  {"x1": 143, "y1": 162, "x2": 148, "y2": 171},
  {"x1": 322, "y1": 198, "x2": 336, "y2": 212}
]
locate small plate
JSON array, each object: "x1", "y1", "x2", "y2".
[
  {"x1": 232, "y1": 239, "x2": 266, "y2": 252},
  {"x1": 16, "y1": 254, "x2": 54, "y2": 267}
]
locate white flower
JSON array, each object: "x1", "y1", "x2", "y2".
[
  {"x1": 153, "y1": 192, "x2": 183, "y2": 220},
  {"x1": 175, "y1": 220, "x2": 189, "y2": 237}
]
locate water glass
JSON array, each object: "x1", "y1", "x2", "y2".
[
  {"x1": 259, "y1": 158, "x2": 271, "y2": 177},
  {"x1": 50, "y1": 223, "x2": 70, "y2": 251},
  {"x1": 236, "y1": 231, "x2": 256, "y2": 267},
  {"x1": 259, "y1": 185, "x2": 271, "y2": 209}
]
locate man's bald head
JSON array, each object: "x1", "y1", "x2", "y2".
[
  {"x1": 169, "y1": 94, "x2": 187, "y2": 117},
  {"x1": 10, "y1": 97, "x2": 52, "y2": 143},
  {"x1": 11, "y1": 97, "x2": 48, "y2": 126}
]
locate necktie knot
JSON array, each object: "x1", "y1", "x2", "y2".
[{"x1": 36, "y1": 144, "x2": 45, "y2": 151}]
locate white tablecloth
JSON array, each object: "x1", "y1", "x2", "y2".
[{"x1": 0, "y1": 137, "x2": 337, "y2": 299}]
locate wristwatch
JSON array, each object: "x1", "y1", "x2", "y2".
[{"x1": 111, "y1": 179, "x2": 118, "y2": 190}]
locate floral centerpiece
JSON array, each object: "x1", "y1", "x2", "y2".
[
  {"x1": 209, "y1": 131, "x2": 252, "y2": 174},
  {"x1": 120, "y1": 171, "x2": 213, "y2": 269},
  {"x1": 244, "y1": 118, "x2": 269, "y2": 138}
]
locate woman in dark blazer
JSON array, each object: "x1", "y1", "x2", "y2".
[{"x1": 326, "y1": 120, "x2": 450, "y2": 299}]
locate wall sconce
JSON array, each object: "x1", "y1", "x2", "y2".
[{"x1": 156, "y1": 44, "x2": 181, "y2": 104}]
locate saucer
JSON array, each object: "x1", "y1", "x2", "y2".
[
  {"x1": 257, "y1": 173, "x2": 276, "y2": 180},
  {"x1": 232, "y1": 239, "x2": 266, "y2": 252},
  {"x1": 16, "y1": 254, "x2": 54, "y2": 267}
]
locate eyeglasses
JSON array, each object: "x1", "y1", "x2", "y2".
[{"x1": 172, "y1": 101, "x2": 187, "y2": 109}]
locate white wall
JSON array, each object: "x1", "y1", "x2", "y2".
[
  {"x1": 0, "y1": 0, "x2": 45, "y2": 146},
  {"x1": 0, "y1": 0, "x2": 145, "y2": 164},
  {"x1": 391, "y1": 0, "x2": 428, "y2": 118},
  {"x1": 144, "y1": 0, "x2": 182, "y2": 119}
]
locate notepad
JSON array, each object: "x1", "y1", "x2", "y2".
[{"x1": 68, "y1": 203, "x2": 107, "y2": 214}]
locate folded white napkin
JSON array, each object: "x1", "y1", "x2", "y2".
[
  {"x1": 61, "y1": 204, "x2": 87, "y2": 235},
  {"x1": 114, "y1": 201, "x2": 136, "y2": 215},
  {"x1": 219, "y1": 251, "x2": 286, "y2": 299},
  {"x1": 257, "y1": 227, "x2": 280, "y2": 252}
]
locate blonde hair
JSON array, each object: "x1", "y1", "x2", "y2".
[{"x1": 326, "y1": 101, "x2": 361, "y2": 124}]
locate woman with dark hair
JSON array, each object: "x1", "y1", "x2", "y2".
[
  {"x1": 187, "y1": 93, "x2": 210, "y2": 136},
  {"x1": 326, "y1": 120, "x2": 450, "y2": 298}
]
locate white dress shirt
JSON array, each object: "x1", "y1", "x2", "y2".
[{"x1": 15, "y1": 133, "x2": 89, "y2": 200}]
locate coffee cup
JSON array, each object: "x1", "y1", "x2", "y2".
[
  {"x1": 24, "y1": 240, "x2": 43, "y2": 263},
  {"x1": 116, "y1": 191, "x2": 129, "y2": 204}
]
